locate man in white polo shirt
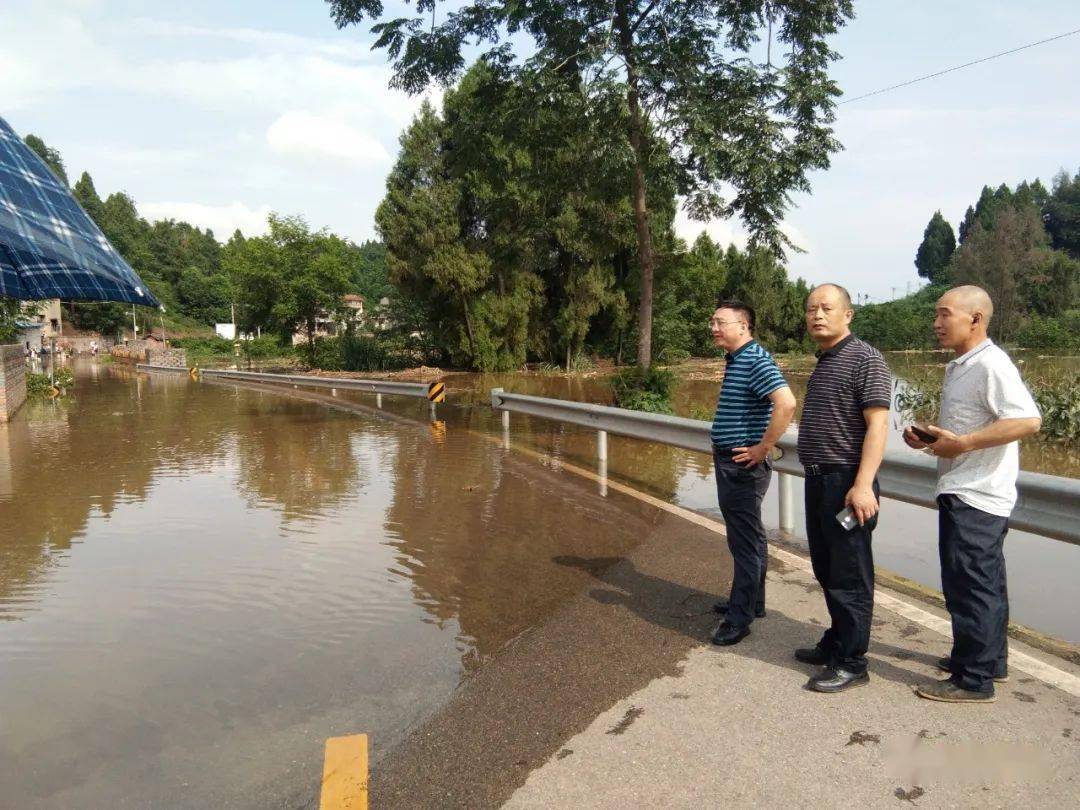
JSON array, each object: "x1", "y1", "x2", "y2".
[{"x1": 903, "y1": 285, "x2": 1041, "y2": 703}]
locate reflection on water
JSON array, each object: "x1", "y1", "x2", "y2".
[
  {"x1": 434, "y1": 358, "x2": 1080, "y2": 643},
  {"x1": 1, "y1": 354, "x2": 1076, "y2": 805},
  {"x1": 444, "y1": 349, "x2": 1080, "y2": 477},
  {"x1": 0, "y1": 363, "x2": 657, "y2": 807}
]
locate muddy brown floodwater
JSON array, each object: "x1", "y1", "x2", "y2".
[
  {"x1": 0, "y1": 363, "x2": 670, "y2": 807},
  {"x1": 0, "y1": 353, "x2": 1076, "y2": 807}
]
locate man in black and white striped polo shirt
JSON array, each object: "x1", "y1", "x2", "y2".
[{"x1": 795, "y1": 284, "x2": 892, "y2": 693}]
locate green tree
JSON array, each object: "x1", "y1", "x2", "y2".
[
  {"x1": 226, "y1": 214, "x2": 352, "y2": 351},
  {"x1": 1045, "y1": 169, "x2": 1080, "y2": 260},
  {"x1": 176, "y1": 266, "x2": 232, "y2": 325},
  {"x1": 914, "y1": 211, "x2": 955, "y2": 284},
  {"x1": 350, "y1": 240, "x2": 392, "y2": 303},
  {"x1": 0, "y1": 298, "x2": 20, "y2": 343},
  {"x1": 23, "y1": 134, "x2": 68, "y2": 186},
  {"x1": 652, "y1": 233, "x2": 728, "y2": 360},
  {"x1": 72, "y1": 172, "x2": 106, "y2": 224},
  {"x1": 327, "y1": 0, "x2": 854, "y2": 367},
  {"x1": 720, "y1": 244, "x2": 807, "y2": 351},
  {"x1": 949, "y1": 205, "x2": 1048, "y2": 342},
  {"x1": 375, "y1": 101, "x2": 491, "y2": 365},
  {"x1": 66, "y1": 301, "x2": 130, "y2": 337}
]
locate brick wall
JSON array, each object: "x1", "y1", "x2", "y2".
[{"x1": 0, "y1": 344, "x2": 27, "y2": 423}]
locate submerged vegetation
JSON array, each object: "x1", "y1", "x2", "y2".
[{"x1": 895, "y1": 374, "x2": 1079, "y2": 443}]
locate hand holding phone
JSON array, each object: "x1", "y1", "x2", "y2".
[
  {"x1": 836, "y1": 506, "x2": 859, "y2": 530},
  {"x1": 909, "y1": 424, "x2": 938, "y2": 444}
]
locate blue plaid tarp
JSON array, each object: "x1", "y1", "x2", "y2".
[{"x1": 0, "y1": 115, "x2": 160, "y2": 307}]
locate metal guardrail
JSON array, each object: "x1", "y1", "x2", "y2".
[
  {"x1": 136, "y1": 364, "x2": 440, "y2": 410},
  {"x1": 198, "y1": 368, "x2": 431, "y2": 399},
  {"x1": 136, "y1": 364, "x2": 189, "y2": 374},
  {"x1": 490, "y1": 388, "x2": 1080, "y2": 546}
]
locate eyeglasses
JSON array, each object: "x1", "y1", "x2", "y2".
[{"x1": 709, "y1": 319, "x2": 744, "y2": 328}]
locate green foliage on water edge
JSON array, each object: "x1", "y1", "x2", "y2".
[
  {"x1": 895, "y1": 375, "x2": 1079, "y2": 443},
  {"x1": 170, "y1": 336, "x2": 234, "y2": 366},
  {"x1": 26, "y1": 368, "x2": 74, "y2": 397},
  {"x1": 0, "y1": 298, "x2": 19, "y2": 343},
  {"x1": 611, "y1": 366, "x2": 676, "y2": 414},
  {"x1": 1029, "y1": 378, "x2": 1080, "y2": 442},
  {"x1": 1014, "y1": 312, "x2": 1080, "y2": 350}
]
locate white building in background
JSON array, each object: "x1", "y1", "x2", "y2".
[
  {"x1": 19, "y1": 299, "x2": 62, "y2": 339},
  {"x1": 290, "y1": 294, "x2": 365, "y2": 345}
]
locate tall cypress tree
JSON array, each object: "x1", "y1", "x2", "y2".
[{"x1": 914, "y1": 211, "x2": 956, "y2": 285}]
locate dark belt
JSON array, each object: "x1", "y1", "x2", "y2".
[{"x1": 803, "y1": 463, "x2": 859, "y2": 477}]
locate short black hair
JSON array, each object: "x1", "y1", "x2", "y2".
[{"x1": 715, "y1": 299, "x2": 756, "y2": 333}]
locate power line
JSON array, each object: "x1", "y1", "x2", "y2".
[{"x1": 839, "y1": 27, "x2": 1080, "y2": 105}]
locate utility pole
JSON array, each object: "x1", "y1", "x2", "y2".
[{"x1": 131, "y1": 304, "x2": 138, "y2": 339}]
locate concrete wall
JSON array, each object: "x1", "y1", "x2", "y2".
[{"x1": 0, "y1": 344, "x2": 27, "y2": 423}]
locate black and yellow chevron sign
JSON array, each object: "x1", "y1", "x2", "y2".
[{"x1": 427, "y1": 381, "x2": 446, "y2": 403}]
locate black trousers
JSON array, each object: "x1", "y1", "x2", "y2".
[
  {"x1": 713, "y1": 449, "x2": 772, "y2": 628},
  {"x1": 804, "y1": 467, "x2": 878, "y2": 674},
  {"x1": 938, "y1": 494, "x2": 1009, "y2": 693}
]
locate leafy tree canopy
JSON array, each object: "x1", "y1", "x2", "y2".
[{"x1": 327, "y1": 0, "x2": 854, "y2": 365}]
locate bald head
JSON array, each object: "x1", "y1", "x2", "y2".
[
  {"x1": 934, "y1": 285, "x2": 993, "y2": 352},
  {"x1": 939, "y1": 285, "x2": 994, "y2": 321}
]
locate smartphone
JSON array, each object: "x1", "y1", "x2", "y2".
[
  {"x1": 836, "y1": 506, "x2": 860, "y2": 530},
  {"x1": 909, "y1": 424, "x2": 938, "y2": 444}
]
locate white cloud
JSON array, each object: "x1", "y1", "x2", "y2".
[
  {"x1": 138, "y1": 201, "x2": 272, "y2": 239},
  {"x1": 673, "y1": 208, "x2": 810, "y2": 254},
  {"x1": 266, "y1": 112, "x2": 391, "y2": 165},
  {"x1": 673, "y1": 209, "x2": 747, "y2": 250}
]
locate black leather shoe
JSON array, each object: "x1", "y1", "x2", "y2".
[
  {"x1": 807, "y1": 667, "x2": 869, "y2": 693},
  {"x1": 937, "y1": 656, "x2": 1009, "y2": 683},
  {"x1": 794, "y1": 646, "x2": 832, "y2": 666},
  {"x1": 712, "y1": 599, "x2": 766, "y2": 618},
  {"x1": 711, "y1": 621, "x2": 750, "y2": 646}
]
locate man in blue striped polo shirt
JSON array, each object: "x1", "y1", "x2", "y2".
[{"x1": 708, "y1": 300, "x2": 796, "y2": 646}]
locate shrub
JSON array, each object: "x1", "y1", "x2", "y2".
[
  {"x1": 26, "y1": 368, "x2": 73, "y2": 397},
  {"x1": 610, "y1": 365, "x2": 676, "y2": 414},
  {"x1": 342, "y1": 334, "x2": 392, "y2": 371},
  {"x1": 1014, "y1": 312, "x2": 1080, "y2": 350},
  {"x1": 306, "y1": 337, "x2": 344, "y2": 371}
]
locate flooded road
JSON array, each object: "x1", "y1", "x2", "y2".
[
  {"x1": 1, "y1": 356, "x2": 1077, "y2": 806},
  {"x1": 0, "y1": 365, "x2": 665, "y2": 807},
  {"x1": 438, "y1": 364, "x2": 1080, "y2": 643}
]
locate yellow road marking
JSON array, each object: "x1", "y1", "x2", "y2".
[{"x1": 319, "y1": 734, "x2": 368, "y2": 810}]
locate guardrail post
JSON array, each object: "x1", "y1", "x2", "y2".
[
  {"x1": 598, "y1": 457, "x2": 608, "y2": 497},
  {"x1": 331, "y1": 387, "x2": 337, "y2": 397},
  {"x1": 376, "y1": 393, "x2": 382, "y2": 409},
  {"x1": 778, "y1": 472, "x2": 794, "y2": 533},
  {"x1": 597, "y1": 430, "x2": 608, "y2": 462}
]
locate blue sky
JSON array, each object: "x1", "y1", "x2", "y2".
[{"x1": 3, "y1": 1, "x2": 1078, "y2": 301}]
